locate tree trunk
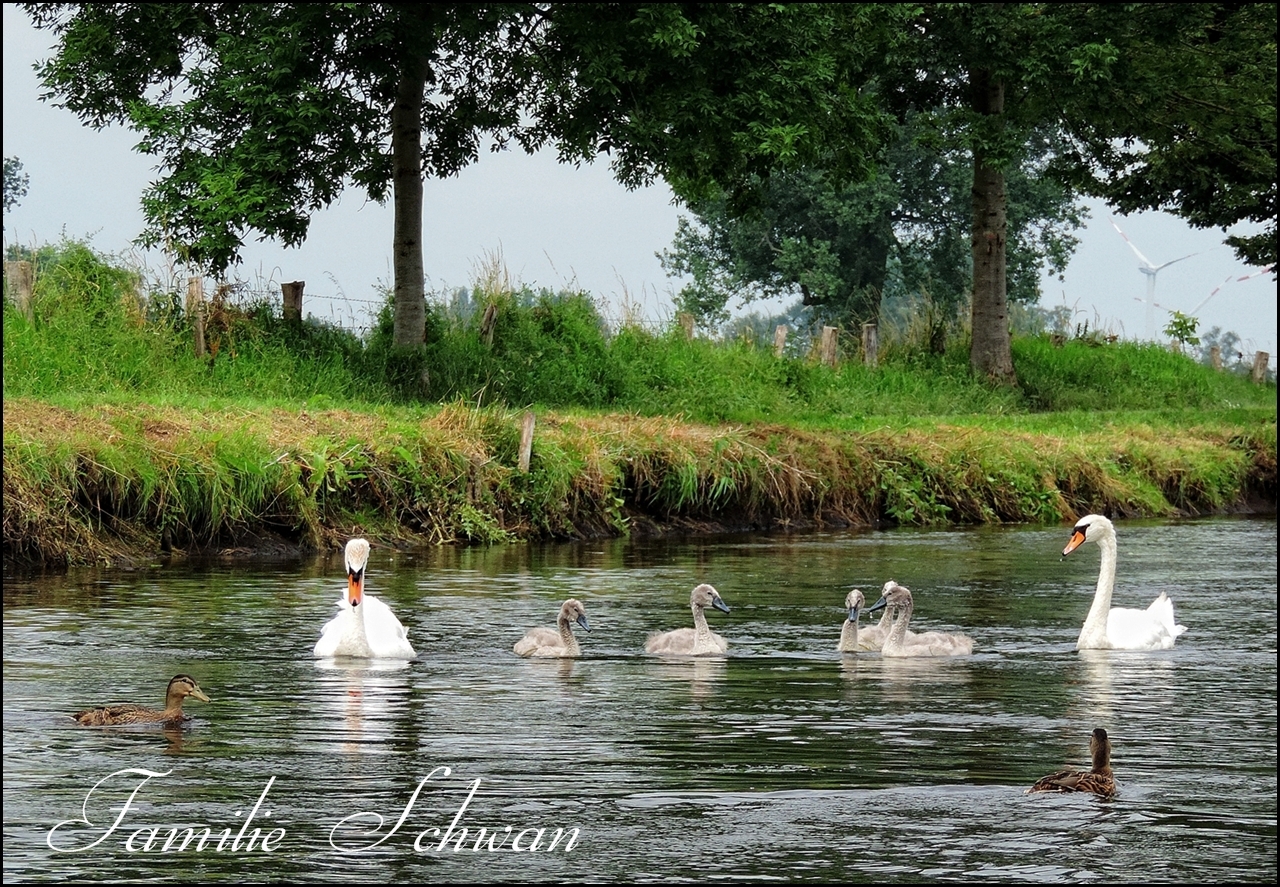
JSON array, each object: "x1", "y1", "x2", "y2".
[
  {"x1": 392, "y1": 59, "x2": 428, "y2": 348},
  {"x1": 969, "y1": 68, "x2": 1016, "y2": 384}
]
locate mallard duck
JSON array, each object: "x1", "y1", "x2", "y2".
[
  {"x1": 645, "y1": 583, "x2": 731, "y2": 655},
  {"x1": 865, "y1": 581, "x2": 974, "y2": 657},
  {"x1": 73, "y1": 674, "x2": 210, "y2": 726},
  {"x1": 314, "y1": 537, "x2": 416, "y2": 659},
  {"x1": 514, "y1": 598, "x2": 591, "y2": 658},
  {"x1": 1027, "y1": 727, "x2": 1117, "y2": 798},
  {"x1": 1063, "y1": 514, "x2": 1187, "y2": 650}
]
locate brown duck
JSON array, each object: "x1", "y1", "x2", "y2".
[
  {"x1": 1027, "y1": 727, "x2": 1116, "y2": 798},
  {"x1": 73, "y1": 674, "x2": 210, "y2": 726}
]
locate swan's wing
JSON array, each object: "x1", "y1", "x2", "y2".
[
  {"x1": 514, "y1": 626, "x2": 560, "y2": 656},
  {"x1": 1146, "y1": 592, "x2": 1189, "y2": 637},
  {"x1": 857, "y1": 624, "x2": 887, "y2": 651},
  {"x1": 313, "y1": 599, "x2": 354, "y2": 657},
  {"x1": 645, "y1": 627, "x2": 696, "y2": 654},
  {"x1": 361, "y1": 594, "x2": 417, "y2": 659},
  {"x1": 1106, "y1": 605, "x2": 1180, "y2": 650}
]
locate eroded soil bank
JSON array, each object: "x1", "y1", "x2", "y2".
[{"x1": 3, "y1": 398, "x2": 1275, "y2": 571}]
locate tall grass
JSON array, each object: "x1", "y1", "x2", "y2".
[
  {"x1": 3, "y1": 239, "x2": 1275, "y2": 568},
  {"x1": 5, "y1": 238, "x2": 1273, "y2": 421}
]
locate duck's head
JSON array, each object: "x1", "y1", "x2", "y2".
[
  {"x1": 345, "y1": 538, "x2": 371, "y2": 608},
  {"x1": 166, "y1": 674, "x2": 210, "y2": 705},
  {"x1": 845, "y1": 588, "x2": 865, "y2": 622},
  {"x1": 1063, "y1": 514, "x2": 1114, "y2": 557},
  {"x1": 692, "y1": 583, "x2": 731, "y2": 614},
  {"x1": 562, "y1": 598, "x2": 591, "y2": 632},
  {"x1": 1090, "y1": 727, "x2": 1112, "y2": 767}
]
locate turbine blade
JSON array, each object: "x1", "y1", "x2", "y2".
[
  {"x1": 1109, "y1": 217, "x2": 1154, "y2": 268},
  {"x1": 1152, "y1": 251, "x2": 1198, "y2": 272}
]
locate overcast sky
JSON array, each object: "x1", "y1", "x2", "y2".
[{"x1": 4, "y1": 4, "x2": 1275, "y2": 363}]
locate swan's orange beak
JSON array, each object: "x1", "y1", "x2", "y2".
[
  {"x1": 347, "y1": 569, "x2": 363, "y2": 608},
  {"x1": 1063, "y1": 529, "x2": 1087, "y2": 557}
]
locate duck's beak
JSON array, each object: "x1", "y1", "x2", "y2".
[
  {"x1": 1063, "y1": 529, "x2": 1087, "y2": 557},
  {"x1": 348, "y1": 568, "x2": 364, "y2": 608},
  {"x1": 191, "y1": 687, "x2": 211, "y2": 703}
]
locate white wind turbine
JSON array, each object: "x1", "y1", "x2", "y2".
[
  {"x1": 1109, "y1": 216, "x2": 1198, "y2": 340},
  {"x1": 1188, "y1": 264, "x2": 1276, "y2": 318}
]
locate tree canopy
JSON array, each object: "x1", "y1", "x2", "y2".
[
  {"x1": 661, "y1": 121, "x2": 1084, "y2": 335},
  {"x1": 3, "y1": 156, "x2": 29, "y2": 212},
  {"x1": 23, "y1": 3, "x2": 906, "y2": 348}
]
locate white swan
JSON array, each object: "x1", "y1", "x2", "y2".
[
  {"x1": 1063, "y1": 514, "x2": 1187, "y2": 651},
  {"x1": 865, "y1": 581, "x2": 974, "y2": 657},
  {"x1": 645, "y1": 583, "x2": 731, "y2": 656},
  {"x1": 314, "y1": 538, "x2": 416, "y2": 660},
  {"x1": 513, "y1": 598, "x2": 591, "y2": 658}
]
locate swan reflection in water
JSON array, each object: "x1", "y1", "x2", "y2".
[
  {"x1": 649, "y1": 656, "x2": 726, "y2": 702},
  {"x1": 1073, "y1": 647, "x2": 1176, "y2": 727},
  {"x1": 313, "y1": 657, "x2": 412, "y2": 755}
]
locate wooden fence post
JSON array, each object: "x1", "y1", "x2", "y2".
[
  {"x1": 5, "y1": 260, "x2": 34, "y2": 323},
  {"x1": 282, "y1": 280, "x2": 304, "y2": 325},
  {"x1": 518, "y1": 411, "x2": 536, "y2": 472},
  {"x1": 1209, "y1": 345, "x2": 1222, "y2": 370},
  {"x1": 773, "y1": 324, "x2": 788, "y2": 357},
  {"x1": 677, "y1": 312, "x2": 694, "y2": 340},
  {"x1": 820, "y1": 326, "x2": 839, "y2": 368},
  {"x1": 861, "y1": 321, "x2": 878, "y2": 368},
  {"x1": 186, "y1": 276, "x2": 206, "y2": 358},
  {"x1": 1252, "y1": 351, "x2": 1270, "y2": 384},
  {"x1": 480, "y1": 302, "x2": 498, "y2": 346}
]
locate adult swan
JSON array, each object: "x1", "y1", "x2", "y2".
[
  {"x1": 1062, "y1": 514, "x2": 1187, "y2": 651},
  {"x1": 314, "y1": 538, "x2": 416, "y2": 659}
]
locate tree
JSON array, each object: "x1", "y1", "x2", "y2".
[
  {"x1": 24, "y1": 4, "x2": 906, "y2": 352},
  {"x1": 659, "y1": 121, "x2": 1083, "y2": 336},
  {"x1": 24, "y1": 3, "x2": 546, "y2": 349},
  {"x1": 3, "y1": 156, "x2": 29, "y2": 212},
  {"x1": 1051, "y1": 4, "x2": 1277, "y2": 268}
]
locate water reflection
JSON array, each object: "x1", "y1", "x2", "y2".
[
  {"x1": 3, "y1": 516, "x2": 1275, "y2": 883},
  {"x1": 312, "y1": 659, "x2": 412, "y2": 754}
]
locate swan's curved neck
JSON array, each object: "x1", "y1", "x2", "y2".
[
  {"x1": 692, "y1": 603, "x2": 711, "y2": 641},
  {"x1": 345, "y1": 592, "x2": 372, "y2": 654},
  {"x1": 839, "y1": 617, "x2": 858, "y2": 651},
  {"x1": 1079, "y1": 532, "x2": 1117, "y2": 647},
  {"x1": 886, "y1": 598, "x2": 913, "y2": 651},
  {"x1": 557, "y1": 614, "x2": 579, "y2": 652}
]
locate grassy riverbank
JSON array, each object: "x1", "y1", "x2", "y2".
[{"x1": 3, "y1": 240, "x2": 1276, "y2": 569}]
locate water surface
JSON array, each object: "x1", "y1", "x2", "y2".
[{"x1": 4, "y1": 516, "x2": 1276, "y2": 882}]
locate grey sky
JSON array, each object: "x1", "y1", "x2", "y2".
[{"x1": 4, "y1": 4, "x2": 1275, "y2": 363}]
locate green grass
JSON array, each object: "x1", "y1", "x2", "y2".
[
  {"x1": 3, "y1": 239, "x2": 1274, "y2": 568},
  {"x1": 7, "y1": 239, "x2": 1273, "y2": 423}
]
